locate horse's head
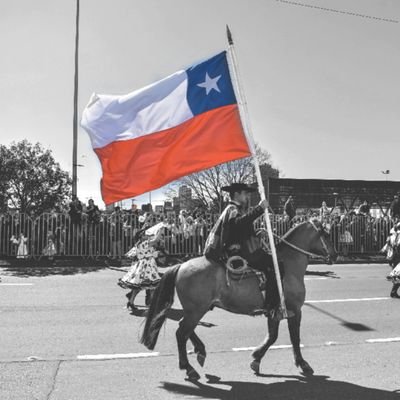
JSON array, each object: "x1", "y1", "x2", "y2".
[{"x1": 307, "y1": 219, "x2": 338, "y2": 264}]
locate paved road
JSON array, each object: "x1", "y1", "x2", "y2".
[{"x1": 0, "y1": 263, "x2": 399, "y2": 399}]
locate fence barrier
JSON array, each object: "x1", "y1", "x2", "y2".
[{"x1": 0, "y1": 212, "x2": 394, "y2": 259}]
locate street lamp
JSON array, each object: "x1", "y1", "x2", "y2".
[{"x1": 381, "y1": 170, "x2": 390, "y2": 182}]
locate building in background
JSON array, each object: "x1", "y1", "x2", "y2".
[
  {"x1": 163, "y1": 201, "x2": 173, "y2": 211},
  {"x1": 171, "y1": 185, "x2": 193, "y2": 213},
  {"x1": 173, "y1": 196, "x2": 180, "y2": 213},
  {"x1": 141, "y1": 203, "x2": 153, "y2": 213},
  {"x1": 178, "y1": 185, "x2": 192, "y2": 210},
  {"x1": 266, "y1": 178, "x2": 400, "y2": 215},
  {"x1": 154, "y1": 205, "x2": 164, "y2": 214}
]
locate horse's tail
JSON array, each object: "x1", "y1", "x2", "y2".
[{"x1": 140, "y1": 264, "x2": 181, "y2": 350}]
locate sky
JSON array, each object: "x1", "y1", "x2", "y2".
[{"x1": 1, "y1": 0, "x2": 399, "y2": 208}]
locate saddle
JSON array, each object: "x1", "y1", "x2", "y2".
[{"x1": 224, "y1": 256, "x2": 289, "y2": 320}]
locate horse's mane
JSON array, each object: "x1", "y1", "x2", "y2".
[{"x1": 276, "y1": 219, "x2": 321, "y2": 250}]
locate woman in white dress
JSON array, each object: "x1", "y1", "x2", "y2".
[
  {"x1": 382, "y1": 222, "x2": 400, "y2": 298},
  {"x1": 118, "y1": 223, "x2": 165, "y2": 309},
  {"x1": 10, "y1": 233, "x2": 28, "y2": 258}
]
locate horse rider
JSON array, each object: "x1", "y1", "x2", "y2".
[{"x1": 204, "y1": 183, "x2": 282, "y2": 316}]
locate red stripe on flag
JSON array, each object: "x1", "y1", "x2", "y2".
[{"x1": 95, "y1": 104, "x2": 250, "y2": 204}]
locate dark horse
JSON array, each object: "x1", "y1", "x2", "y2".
[{"x1": 141, "y1": 220, "x2": 337, "y2": 380}]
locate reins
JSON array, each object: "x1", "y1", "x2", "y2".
[
  {"x1": 272, "y1": 234, "x2": 322, "y2": 259},
  {"x1": 269, "y1": 220, "x2": 330, "y2": 261}
]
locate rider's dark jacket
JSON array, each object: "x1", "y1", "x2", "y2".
[{"x1": 203, "y1": 201, "x2": 265, "y2": 264}]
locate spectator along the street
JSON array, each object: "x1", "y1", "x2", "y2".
[
  {"x1": 284, "y1": 196, "x2": 296, "y2": 225},
  {"x1": 389, "y1": 195, "x2": 400, "y2": 220}
]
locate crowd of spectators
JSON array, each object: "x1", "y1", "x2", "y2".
[
  {"x1": 0, "y1": 196, "x2": 216, "y2": 259},
  {"x1": 282, "y1": 195, "x2": 400, "y2": 255},
  {"x1": 1, "y1": 194, "x2": 400, "y2": 259}
]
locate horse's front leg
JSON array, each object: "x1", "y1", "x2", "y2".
[
  {"x1": 250, "y1": 316, "x2": 280, "y2": 375},
  {"x1": 288, "y1": 310, "x2": 314, "y2": 375},
  {"x1": 190, "y1": 331, "x2": 207, "y2": 367}
]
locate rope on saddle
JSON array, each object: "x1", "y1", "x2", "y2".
[
  {"x1": 225, "y1": 255, "x2": 249, "y2": 286},
  {"x1": 224, "y1": 255, "x2": 265, "y2": 287}
]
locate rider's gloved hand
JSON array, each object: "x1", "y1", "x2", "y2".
[{"x1": 258, "y1": 199, "x2": 268, "y2": 210}]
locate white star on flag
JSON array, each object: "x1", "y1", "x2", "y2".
[{"x1": 197, "y1": 72, "x2": 221, "y2": 95}]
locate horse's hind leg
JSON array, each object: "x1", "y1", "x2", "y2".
[
  {"x1": 250, "y1": 316, "x2": 280, "y2": 375},
  {"x1": 176, "y1": 310, "x2": 207, "y2": 380},
  {"x1": 190, "y1": 331, "x2": 206, "y2": 367},
  {"x1": 288, "y1": 310, "x2": 314, "y2": 375}
]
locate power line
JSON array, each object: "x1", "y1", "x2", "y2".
[{"x1": 275, "y1": 0, "x2": 399, "y2": 23}]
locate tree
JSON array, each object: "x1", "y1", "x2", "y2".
[
  {"x1": 0, "y1": 140, "x2": 72, "y2": 215},
  {"x1": 166, "y1": 145, "x2": 280, "y2": 212}
]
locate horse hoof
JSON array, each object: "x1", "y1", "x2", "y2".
[
  {"x1": 197, "y1": 353, "x2": 206, "y2": 367},
  {"x1": 250, "y1": 360, "x2": 260, "y2": 375},
  {"x1": 297, "y1": 360, "x2": 314, "y2": 376},
  {"x1": 186, "y1": 368, "x2": 201, "y2": 381}
]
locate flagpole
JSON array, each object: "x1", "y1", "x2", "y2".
[
  {"x1": 226, "y1": 25, "x2": 288, "y2": 319},
  {"x1": 72, "y1": 0, "x2": 80, "y2": 198}
]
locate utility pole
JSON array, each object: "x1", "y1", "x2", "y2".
[{"x1": 72, "y1": 0, "x2": 80, "y2": 197}]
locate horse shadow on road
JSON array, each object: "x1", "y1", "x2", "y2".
[
  {"x1": 305, "y1": 270, "x2": 339, "y2": 278},
  {"x1": 161, "y1": 374, "x2": 400, "y2": 400}
]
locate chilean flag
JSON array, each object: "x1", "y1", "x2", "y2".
[{"x1": 81, "y1": 51, "x2": 250, "y2": 205}]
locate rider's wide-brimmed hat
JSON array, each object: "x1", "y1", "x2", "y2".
[{"x1": 221, "y1": 183, "x2": 257, "y2": 194}]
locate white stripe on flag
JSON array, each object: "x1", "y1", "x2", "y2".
[{"x1": 81, "y1": 70, "x2": 193, "y2": 149}]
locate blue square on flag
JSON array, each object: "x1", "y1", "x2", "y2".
[{"x1": 186, "y1": 51, "x2": 237, "y2": 116}]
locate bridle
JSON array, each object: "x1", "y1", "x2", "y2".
[{"x1": 269, "y1": 220, "x2": 332, "y2": 262}]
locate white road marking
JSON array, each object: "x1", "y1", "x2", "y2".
[
  {"x1": 232, "y1": 346, "x2": 256, "y2": 352},
  {"x1": 77, "y1": 352, "x2": 160, "y2": 360},
  {"x1": 365, "y1": 337, "x2": 400, "y2": 344},
  {"x1": 0, "y1": 283, "x2": 33, "y2": 286},
  {"x1": 272, "y1": 344, "x2": 304, "y2": 350},
  {"x1": 305, "y1": 297, "x2": 389, "y2": 304},
  {"x1": 232, "y1": 344, "x2": 303, "y2": 352},
  {"x1": 16, "y1": 338, "x2": 400, "y2": 363},
  {"x1": 27, "y1": 356, "x2": 43, "y2": 361}
]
